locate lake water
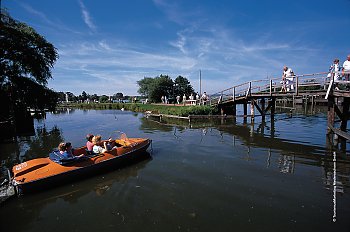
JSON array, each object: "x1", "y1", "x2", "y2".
[{"x1": 0, "y1": 107, "x2": 349, "y2": 232}]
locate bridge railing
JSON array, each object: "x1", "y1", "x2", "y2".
[{"x1": 208, "y1": 72, "x2": 330, "y2": 106}]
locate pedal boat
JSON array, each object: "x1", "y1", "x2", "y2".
[{"x1": 11, "y1": 136, "x2": 151, "y2": 194}]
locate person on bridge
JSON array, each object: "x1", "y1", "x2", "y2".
[
  {"x1": 329, "y1": 58, "x2": 342, "y2": 90},
  {"x1": 342, "y1": 54, "x2": 350, "y2": 82},
  {"x1": 282, "y1": 66, "x2": 295, "y2": 92},
  {"x1": 201, "y1": 92, "x2": 208, "y2": 105}
]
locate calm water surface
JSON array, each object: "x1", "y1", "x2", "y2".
[{"x1": 0, "y1": 108, "x2": 349, "y2": 232}]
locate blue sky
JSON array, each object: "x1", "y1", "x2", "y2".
[{"x1": 3, "y1": 0, "x2": 350, "y2": 96}]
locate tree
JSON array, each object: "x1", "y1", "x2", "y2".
[
  {"x1": 137, "y1": 75, "x2": 174, "y2": 102},
  {"x1": 137, "y1": 77, "x2": 155, "y2": 97},
  {"x1": 174, "y1": 76, "x2": 194, "y2": 97},
  {"x1": 81, "y1": 91, "x2": 88, "y2": 101},
  {"x1": 115, "y1": 92, "x2": 123, "y2": 100},
  {"x1": 0, "y1": 9, "x2": 59, "y2": 116},
  {"x1": 99, "y1": 95, "x2": 109, "y2": 103}
]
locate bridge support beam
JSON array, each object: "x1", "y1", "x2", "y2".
[
  {"x1": 327, "y1": 95, "x2": 350, "y2": 151},
  {"x1": 243, "y1": 102, "x2": 248, "y2": 124},
  {"x1": 250, "y1": 100, "x2": 255, "y2": 122}
]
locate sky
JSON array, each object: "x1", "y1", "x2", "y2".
[{"x1": 3, "y1": 0, "x2": 350, "y2": 96}]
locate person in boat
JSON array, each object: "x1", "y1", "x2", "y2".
[
  {"x1": 105, "y1": 138, "x2": 117, "y2": 151},
  {"x1": 58, "y1": 142, "x2": 83, "y2": 158},
  {"x1": 92, "y1": 135, "x2": 110, "y2": 154},
  {"x1": 86, "y1": 134, "x2": 94, "y2": 152}
]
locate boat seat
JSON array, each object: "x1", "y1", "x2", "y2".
[{"x1": 85, "y1": 149, "x2": 100, "y2": 157}]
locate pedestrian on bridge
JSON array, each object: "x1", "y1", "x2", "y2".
[
  {"x1": 282, "y1": 66, "x2": 295, "y2": 92},
  {"x1": 342, "y1": 54, "x2": 350, "y2": 82}
]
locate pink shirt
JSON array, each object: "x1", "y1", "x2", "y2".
[{"x1": 86, "y1": 141, "x2": 94, "y2": 151}]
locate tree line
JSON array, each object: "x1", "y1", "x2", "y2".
[{"x1": 137, "y1": 74, "x2": 195, "y2": 103}]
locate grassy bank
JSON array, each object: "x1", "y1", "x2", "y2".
[{"x1": 58, "y1": 102, "x2": 217, "y2": 117}]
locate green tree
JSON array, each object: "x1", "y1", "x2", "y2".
[
  {"x1": 115, "y1": 92, "x2": 123, "y2": 99},
  {"x1": 137, "y1": 77, "x2": 154, "y2": 97},
  {"x1": 137, "y1": 75, "x2": 174, "y2": 102},
  {"x1": 0, "y1": 9, "x2": 59, "y2": 115},
  {"x1": 174, "y1": 76, "x2": 194, "y2": 97},
  {"x1": 81, "y1": 91, "x2": 88, "y2": 101},
  {"x1": 99, "y1": 95, "x2": 109, "y2": 103}
]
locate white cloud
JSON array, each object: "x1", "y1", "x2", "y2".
[{"x1": 78, "y1": 0, "x2": 97, "y2": 32}]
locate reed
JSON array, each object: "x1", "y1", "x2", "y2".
[{"x1": 58, "y1": 103, "x2": 217, "y2": 116}]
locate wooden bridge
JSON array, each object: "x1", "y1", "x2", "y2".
[{"x1": 206, "y1": 71, "x2": 350, "y2": 147}]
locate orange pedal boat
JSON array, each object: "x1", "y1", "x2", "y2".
[{"x1": 11, "y1": 134, "x2": 151, "y2": 194}]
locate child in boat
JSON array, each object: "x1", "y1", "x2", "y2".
[
  {"x1": 86, "y1": 134, "x2": 94, "y2": 152},
  {"x1": 92, "y1": 135, "x2": 108, "y2": 154},
  {"x1": 92, "y1": 135, "x2": 117, "y2": 154}
]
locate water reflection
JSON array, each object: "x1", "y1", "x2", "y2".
[
  {"x1": 0, "y1": 109, "x2": 349, "y2": 231},
  {"x1": 145, "y1": 115, "x2": 350, "y2": 193},
  {"x1": 0, "y1": 157, "x2": 151, "y2": 231}
]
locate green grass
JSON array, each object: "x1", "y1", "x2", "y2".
[{"x1": 58, "y1": 103, "x2": 217, "y2": 117}]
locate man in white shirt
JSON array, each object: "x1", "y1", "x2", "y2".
[
  {"x1": 282, "y1": 66, "x2": 295, "y2": 92},
  {"x1": 342, "y1": 54, "x2": 350, "y2": 81}
]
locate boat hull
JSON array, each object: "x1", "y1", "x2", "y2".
[{"x1": 12, "y1": 138, "x2": 151, "y2": 194}]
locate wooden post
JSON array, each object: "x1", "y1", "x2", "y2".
[
  {"x1": 243, "y1": 101, "x2": 247, "y2": 124},
  {"x1": 270, "y1": 98, "x2": 276, "y2": 138},
  {"x1": 327, "y1": 96, "x2": 335, "y2": 134},
  {"x1": 261, "y1": 98, "x2": 266, "y2": 122},
  {"x1": 270, "y1": 98, "x2": 275, "y2": 122},
  {"x1": 249, "y1": 82, "x2": 252, "y2": 96},
  {"x1": 232, "y1": 103, "x2": 236, "y2": 116},
  {"x1": 295, "y1": 76, "x2": 299, "y2": 95},
  {"x1": 250, "y1": 99, "x2": 255, "y2": 123},
  {"x1": 232, "y1": 103, "x2": 236, "y2": 124},
  {"x1": 270, "y1": 79, "x2": 273, "y2": 95},
  {"x1": 341, "y1": 97, "x2": 349, "y2": 132},
  {"x1": 233, "y1": 87, "x2": 235, "y2": 102}
]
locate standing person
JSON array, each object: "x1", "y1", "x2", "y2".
[
  {"x1": 342, "y1": 54, "x2": 350, "y2": 81},
  {"x1": 282, "y1": 66, "x2": 295, "y2": 92},
  {"x1": 329, "y1": 58, "x2": 342, "y2": 90},
  {"x1": 183, "y1": 94, "x2": 186, "y2": 104},
  {"x1": 176, "y1": 95, "x2": 180, "y2": 104},
  {"x1": 161, "y1": 96, "x2": 165, "y2": 104},
  {"x1": 196, "y1": 92, "x2": 200, "y2": 105},
  {"x1": 201, "y1": 92, "x2": 208, "y2": 105},
  {"x1": 280, "y1": 74, "x2": 287, "y2": 93},
  {"x1": 86, "y1": 134, "x2": 94, "y2": 152},
  {"x1": 164, "y1": 96, "x2": 168, "y2": 104}
]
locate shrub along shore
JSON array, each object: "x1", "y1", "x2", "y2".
[{"x1": 58, "y1": 102, "x2": 217, "y2": 117}]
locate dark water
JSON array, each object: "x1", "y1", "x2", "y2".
[{"x1": 0, "y1": 108, "x2": 350, "y2": 232}]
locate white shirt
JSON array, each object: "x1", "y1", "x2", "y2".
[
  {"x1": 283, "y1": 68, "x2": 294, "y2": 81},
  {"x1": 343, "y1": 60, "x2": 350, "y2": 72},
  {"x1": 93, "y1": 145, "x2": 104, "y2": 154}
]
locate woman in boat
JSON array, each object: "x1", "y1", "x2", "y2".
[
  {"x1": 58, "y1": 142, "x2": 74, "y2": 159},
  {"x1": 58, "y1": 142, "x2": 83, "y2": 158},
  {"x1": 92, "y1": 135, "x2": 108, "y2": 154}
]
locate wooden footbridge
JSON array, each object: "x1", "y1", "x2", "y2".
[{"x1": 206, "y1": 71, "x2": 350, "y2": 146}]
